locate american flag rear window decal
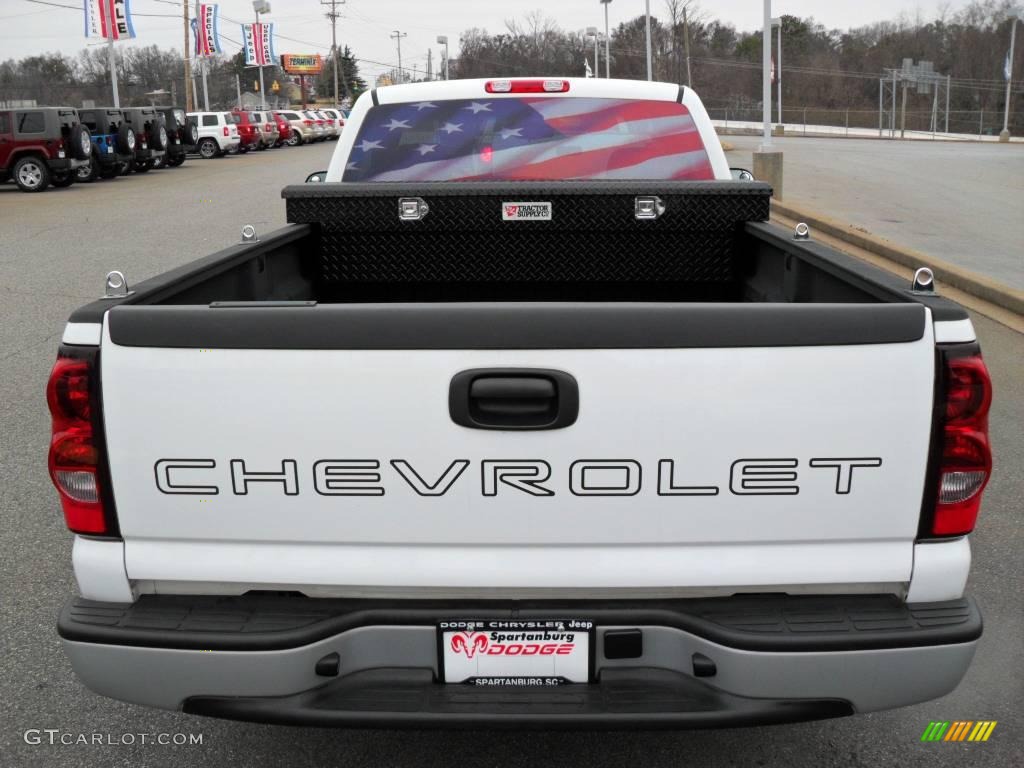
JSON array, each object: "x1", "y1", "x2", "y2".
[{"x1": 342, "y1": 97, "x2": 714, "y2": 182}]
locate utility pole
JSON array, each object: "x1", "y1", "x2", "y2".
[
  {"x1": 391, "y1": 30, "x2": 408, "y2": 83},
  {"x1": 437, "y1": 36, "x2": 449, "y2": 80},
  {"x1": 427, "y1": 48, "x2": 433, "y2": 81},
  {"x1": 322, "y1": 0, "x2": 345, "y2": 105},
  {"x1": 183, "y1": 0, "x2": 192, "y2": 111},
  {"x1": 644, "y1": 0, "x2": 653, "y2": 81},
  {"x1": 601, "y1": 0, "x2": 612, "y2": 78}
]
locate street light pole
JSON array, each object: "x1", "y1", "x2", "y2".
[
  {"x1": 253, "y1": 1, "x2": 271, "y2": 109},
  {"x1": 644, "y1": 0, "x2": 653, "y2": 81},
  {"x1": 1000, "y1": 10, "x2": 1022, "y2": 141},
  {"x1": 762, "y1": 0, "x2": 772, "y2": 146},
  {"x1": 587, "y1": 27, "x2": 599, "y2": 77},
  {"x1": 601, "y1": 0, "x2": 612, "y2": 78},
  {"x1": 107, "y1": 13, "x2": 120, "y2": 108},
  {"x1": 183, "y1": 0, "x2": 192, "y2": 112},
  {"x1": 772, "y1": 16, "x2": 782, "y2": 127},
  {"x1": 437, "y1": 36, "x2": 449, "y2": 80}
]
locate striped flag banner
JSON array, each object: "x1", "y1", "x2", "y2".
[
  {"x1": 242, "y1": 22, "x2": 275, "y2": 66},
  {"x1": 192, "y1": 4, "x2": 221, "y2": 57},
  {"x1": 342, "y1": 97, "x2": 715, "y2": 182},
  {"x1": 83, "y1": 0, "x2": 136, "y2": 40},
  {"x1": 921, "y1": 721, "x2": 997, "y2": 742}
]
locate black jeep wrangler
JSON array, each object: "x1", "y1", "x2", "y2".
[
  {"x1": 153, "y1": 107, "x2": 197, "y2": 168},
  {"x1": 121, "y1": 107, "x2": 168, "y2": 173},
  {"x1": 74, "y1": 108, "x2": 136, "y2": 182},
  {"x1": 0, "y1": 107, "x2": 91, "y2": 192}
]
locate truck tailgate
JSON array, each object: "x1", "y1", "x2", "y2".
[{"x1": 98, "y1": 302, "x2": 936, "y2": 592}]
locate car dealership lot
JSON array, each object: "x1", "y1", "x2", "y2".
[{"x1": 1, "y1": 142, "x2": 1021, "y2": 767}]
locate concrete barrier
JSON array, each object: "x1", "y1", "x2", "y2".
[{"x1": 771, "y1": 200, "x2": 1024, "y2": 316}]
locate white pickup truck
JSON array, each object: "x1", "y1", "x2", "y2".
[{"x1": 53, "y1": 79, "x2": 992, "y2": 727}]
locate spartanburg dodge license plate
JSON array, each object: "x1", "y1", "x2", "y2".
[{"x1": 439, "y1": 619, "x2": 592, "y2": 685}]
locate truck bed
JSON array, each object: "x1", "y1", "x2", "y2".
[{"x1": 69, "y1": 180, "x2": 967, "y2": 318}]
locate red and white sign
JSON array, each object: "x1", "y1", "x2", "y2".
[
  {"x1": 84, "y1": 0, "x2": 136, "y2": 41},
  {"x1": 501, "y1": 201, "x2": 553, "y2": 221},
  {"x1": 193, "y1": 4, "x2": 221, "y2": 57},
  {"x1": 242, "y1": 22, "x2": 277, "y2": 66},
  {"x1": 440, "y1": 620, "x2": 591, "y2": 685}
]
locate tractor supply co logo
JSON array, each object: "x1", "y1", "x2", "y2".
[
  {"x1": 921, "y1": 721, "x2": 998, "y2": 742},
  {"x1": 502, "y1": 202, "x2": 552, "y2": 221}
]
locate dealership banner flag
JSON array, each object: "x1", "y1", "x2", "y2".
[
  {"x1": 83, "y1": 0, "x2": 136, "y2": 40},
  {"x1": 242, "y1": 22, "x2": 276, "y2": 66},
  {"x1": 192, "y1": 4, "x2": 222, "y2": 56}
]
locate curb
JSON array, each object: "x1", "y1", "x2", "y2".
[{"x1": 771, "y1": 200, "x2": 1024, "y2": 316}]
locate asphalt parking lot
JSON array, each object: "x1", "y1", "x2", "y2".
[
  {"x1": 1, "y1": 141, "x2": 1021, "y2": 767},
  {"x1": 726, "y1": 135, "x2": 1024, "y2": 289}
]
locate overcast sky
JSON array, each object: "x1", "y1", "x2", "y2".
[{"x1": 1, "y1": 0, "x2": 972, "y2": 79}]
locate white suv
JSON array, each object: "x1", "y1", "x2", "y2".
[{"x1": 185, "y1": 111, "x2": 240, "y2": 159}]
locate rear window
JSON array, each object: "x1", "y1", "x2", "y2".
[
  {"x1": 226, "y1": 113, "x2": 238, "y2": 124},
  {"x1": 0, "y1": 112, "x2": 10, "y2": 134},
  {"x1": 281, "y1": 112, "x2": 299, "y2": 120},
  {"x1": 16, "y1": 111, "x2": 45, "y2": 133},
  {"x1": 174, "y1": 109, "x2": 186, "y2": 125},
  {"x1": 252, "y1": 113, "x2": 263, "y2": 123},
  {"x1": 342, "y1": 97, "x2": 713, "y2": 182}
]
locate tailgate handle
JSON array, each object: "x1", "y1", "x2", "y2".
[{"x1": 450, "y1": 369, "x2": 579, "y2": 430}]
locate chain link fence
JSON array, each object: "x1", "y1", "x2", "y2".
[{"x1": 705, "y1": 105, "x2": 1021, "y2": 140}]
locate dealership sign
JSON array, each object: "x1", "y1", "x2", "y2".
[{"x1": 281, "y1": 54, "x2": 324, "y2": 75}]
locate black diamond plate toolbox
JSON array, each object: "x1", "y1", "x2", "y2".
[{"x1": 282, "y1": 181, "x2": 771, "y2": 284}]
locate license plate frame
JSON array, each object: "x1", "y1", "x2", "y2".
[{"x1": 437, "y1": 618, "x2": 594, "y2": 686}]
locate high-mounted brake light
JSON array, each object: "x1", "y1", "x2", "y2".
[
  {"x1": 47, "y1": 353, "x2": 114, "y2": 536},
  {"x1": 485, "y1": 79, "x2": 570, "y2": 94},
  {"x1": 925, "y1": 350, "x2": 993, "y2": 537}
]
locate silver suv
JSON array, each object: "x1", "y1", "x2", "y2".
[
  {"x1": 250, "y1": 111, "x2": 280, "y2": 149},
  {"x1": 275, "y1": 111, "x2": 313, "y2": 146}
]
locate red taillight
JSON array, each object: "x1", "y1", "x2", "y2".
[
  {"x1": 929, "y1": 352, "x2": 992, "y2": 537},
  {"x1": 47, "y1": 358, "x2": 91, "y2": 426},
  {"x1": 223, "y1": 126, "x2": 229, "y2": 137},
  {"x1": 485, "y1": 79, "x2": 570, "y2": 93},
  {"x1": 304, "y1": 119, "x2": 313, "y2": 127},
  {"x1": 47, "y1": 354, "x2": 110, "y2": 535}
]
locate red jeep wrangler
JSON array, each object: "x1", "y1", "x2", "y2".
[{"x1": 0, "y1": 107, "x2": 91, "y2": 192}]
